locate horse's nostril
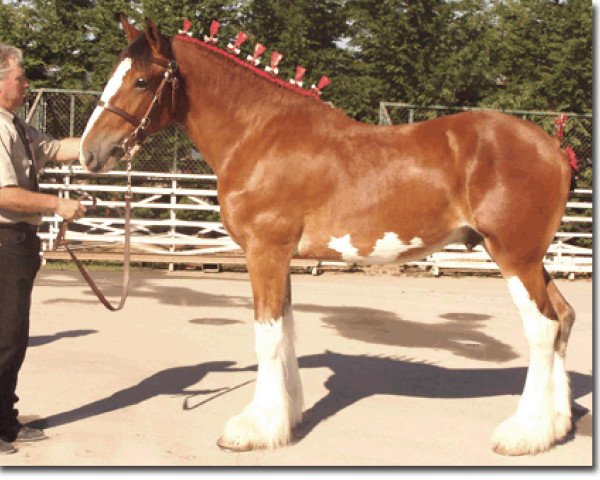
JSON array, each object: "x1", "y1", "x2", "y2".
[
  {"x1": 86, "y1": 151, "x2": 101, "y2": 172},
  {"x1": 109, "y1": 144, "x2": 126, "y2": 159}
]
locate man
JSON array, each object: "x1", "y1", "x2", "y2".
[{"x1": 0, "y1": 43, "x2": 86, "y2": 454}]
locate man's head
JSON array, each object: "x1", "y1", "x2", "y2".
[{"x1": 0, "y1": 44, "x2": 28, "y2": 112}]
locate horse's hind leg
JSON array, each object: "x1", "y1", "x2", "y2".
[
  {"x1": 544, "y1": 268, "x2": 576, "y2": 440},
  {"x1": 217, "y1": 245, "x2": 303, "y2": 451},
  {"x1": 485, "y1": 239, "x2": 570, "y2": 455}
]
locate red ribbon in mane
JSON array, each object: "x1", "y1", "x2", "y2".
[
  {"x1": 555, "y1": 113, "x2": 567, "y2": 140},
  {"x1": 176, "y1": 36, "x2": 327, "y2": 99},
  {"x1": 176, "y1": 19, "x2": 330, "y2": 100}
]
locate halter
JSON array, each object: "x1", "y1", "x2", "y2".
[
  {"x1": 56, "y1": 55, "x2": 179, "y2": 312},
  {"x1": 97, "y1": 55, "x2": 179, "y2": 163}
]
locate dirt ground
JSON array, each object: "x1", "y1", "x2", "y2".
[{"x1": 0, "y1": 267, "x2": 593, "y2": 469}]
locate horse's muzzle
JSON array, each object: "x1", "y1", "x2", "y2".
[{"x1": 80, "y1": 143, "x2": 125, "y2": 173}]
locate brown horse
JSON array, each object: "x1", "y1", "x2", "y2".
[{"x1": 79, "y1": 16, "x2": 575, "y2": 455}]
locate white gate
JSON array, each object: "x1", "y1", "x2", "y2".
[{"x1": 40, "y1": 166, "x2": 592, "y2": 276}]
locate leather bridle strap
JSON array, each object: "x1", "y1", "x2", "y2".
[
  {"x1": 96, "y1": 101, "x2": 139, "y2": 127},
  {"x1": 97, "y1": 57, "x2": 179, "y2": 155}
]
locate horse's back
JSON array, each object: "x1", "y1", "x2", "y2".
[{"x1": 395, "y1": 110, "x2": 566, "y2": 173}]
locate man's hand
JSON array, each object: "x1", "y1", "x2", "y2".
[{"x1": 55, "y1": 198, "x2": 86, "y2": 221}]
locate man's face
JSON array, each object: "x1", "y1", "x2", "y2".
[{"x1": 0, "y1": 59, "x2": 29, "y2": 112}]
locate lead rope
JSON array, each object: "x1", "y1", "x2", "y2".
[{"x1": 54, "y1": 156, "x2": 133, "y2": 312}]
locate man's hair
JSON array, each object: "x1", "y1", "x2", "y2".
[{"x1": 0, "y1": 44, "x2": 23, "y2": 81}]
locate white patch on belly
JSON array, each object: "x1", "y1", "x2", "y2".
[
  {"x1": 327, "y1": 232, "x2": 423, "y2": 264},
  {"x1": 80, "y1": 57, "x2": 133, "y2": 162},
  {"x1": 327, "y1": 234, "x2": 359, "y2": 259}
]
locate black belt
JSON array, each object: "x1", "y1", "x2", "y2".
[{"x1": 0, "y1": 222, "x2": 38, "y2": 233}]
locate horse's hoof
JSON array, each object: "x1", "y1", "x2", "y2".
[
  {"x1": 491, "y1": 415, "x2": 555, "y2": 456},
  {"x1": 216, "y1": 436, "x2": 257, "y2": 453}
]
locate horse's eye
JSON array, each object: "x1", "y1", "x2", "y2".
[{"x1": 134, "y1": 78, "x2": 148, "y2": 89}]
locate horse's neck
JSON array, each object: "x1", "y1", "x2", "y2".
[{"x1": 174, "y1": 39, "x2": 306, "y2": 175}]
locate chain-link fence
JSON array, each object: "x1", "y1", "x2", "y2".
[{"x1": 23, "y1": 91, "x2": 592, "y2": 181}]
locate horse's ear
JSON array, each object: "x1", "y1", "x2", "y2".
[
  {"x1": 120, "y1": 13, "x2": 141, "y2": 42},
  {"x1": 145, "y1": 18, "x2": 169, "y2": 58}
]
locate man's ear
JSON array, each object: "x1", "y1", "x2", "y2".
[
  {"x1": 145, "y1": 18, "x2": 169, "y2": 58},
  {"x1": 120, "y1": 13, "x2": 142, "y2": 42}
]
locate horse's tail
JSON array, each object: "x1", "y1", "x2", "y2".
[
  {"x1": 554, "y1": 114, "x2": 579, "y2": 190},
  {"x1": 564, "y1": 146, "x2": 579, "y2": 173}
]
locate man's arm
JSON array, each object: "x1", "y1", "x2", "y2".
[
  {"x1": 53, "y1": 137, "x2": 81, "y2": 163},
  {"x1": 0, "y1": 186, "x2": 86, "y2": 221}
]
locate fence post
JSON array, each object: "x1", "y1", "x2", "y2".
[
  {"x1": 69, "y1": 94, "x2": 75, "y2": 137},
  {"x1": 169, "y1": 177, "x2": 177, "y2": 271}
]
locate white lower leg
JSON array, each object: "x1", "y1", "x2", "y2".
[
  {"x1": 492, "y1": 277, "x2": 560, "y2": 455},
  {"x1": 220, "y1": 315, "x2": 303, "y2": 450},
  {"x1": 282, "y1": 308, "x2": 304, "y2": 428},
  {"x1": 553, "y1": 353, "x2": 572, "y2": 438}
]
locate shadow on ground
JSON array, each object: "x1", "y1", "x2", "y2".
[
  {"x1": 295, "y1": 304, "x2": 516, "y2": 362},
  {"x1": 29, "y1": 330, "x2": 97, "y2": 347},
  {"x1": 30, "y1": 351, "x2": 592, "y2": 446},
  {"x1": 294, "y1": 351, "x2": 592, "y2": 441},
  {"x1": 32, "y1": 361, "x2": 238, "y2": 429}
]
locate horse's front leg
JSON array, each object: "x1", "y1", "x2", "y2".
[{"x1": 217, "y1": 244, "x2": 303, "y2": 451}]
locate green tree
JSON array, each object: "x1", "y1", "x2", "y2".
[
  {"x1": 0, "y1": 0, "x2": 90, "y2": 88},
  {"x1": 79, "y1": 0, "x2": 140, "y2": 90},
  {"x1": 139, "y1": 0, "x2": 244, "y2": 38},
  {"x1": 428, "y1": 0, "x2": 501, "y2": 106},
  {"x1": 1, "y1": 0, "x2": 591, "y2": 118},
  {"x1": 345, "y1": 0, "x2": 460, "y2": 116},
  {"x1": 540, "y1": 0, "x2": 592, "y2": 113},
  {"x1": 483, "y1": 0, "x2": 592, "y2": 113}
]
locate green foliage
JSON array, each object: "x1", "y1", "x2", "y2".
[
  {"x1": 343, "y1": 0, "x2": 591, "y2": 114},
  {"x1": 1, "y1": 0, "x2": 590, "y2": 116},
  {"x1": 482, "y1": 0, "x2": 592, "y2": 112}
]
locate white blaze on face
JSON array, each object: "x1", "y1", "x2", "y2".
[
  {"x1": 328, "y1": 232, "x2": 424, "y2": 264},
  {"x1": 79, "y1": 57, "x2": 133, "y2": 162}
]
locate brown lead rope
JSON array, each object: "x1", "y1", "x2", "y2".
[{"x1": 54, "y1": 187, "x2": 133, "y2": 312}]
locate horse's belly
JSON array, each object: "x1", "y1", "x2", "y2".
[{"x1": 296, "y1": 226, "x2": 478, "y2": 265}]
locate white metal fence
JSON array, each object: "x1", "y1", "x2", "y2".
[{"x1": 40, "y1": 167, "x2": 592, "y2": 277}]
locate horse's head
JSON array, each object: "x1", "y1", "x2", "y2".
[{"x1": 80, "y1": 15, "x2": 179, "y2": 172}]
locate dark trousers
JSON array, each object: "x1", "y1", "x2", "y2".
[{"x1": 0, "y1": 227, "x2": 40, "y2": 438}]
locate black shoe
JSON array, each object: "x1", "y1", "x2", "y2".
[
  {"x1": 14, "y1": 426, "x2": 47, "y2": 443},
  {"x1": 0, "y1": 439, "x2": 16, "y2": 454}
]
